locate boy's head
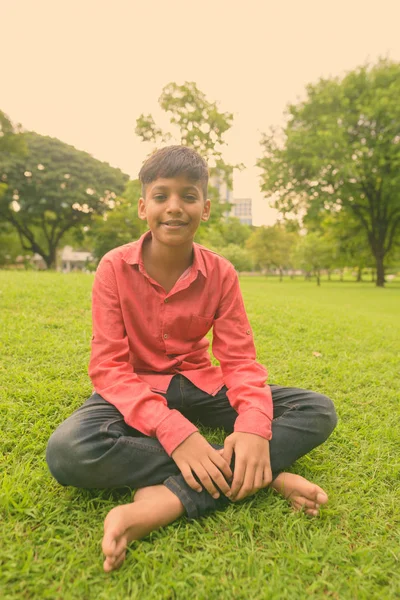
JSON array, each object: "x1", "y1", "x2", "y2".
[
  {"x1": 139, "y1": 145, "x2": 209, "y2": 200},
  {"x1": 137, "y1": 146, "x2": 211, "y2": 246}
]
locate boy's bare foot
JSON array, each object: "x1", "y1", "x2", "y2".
[
  {"x1": 271, "y1": 472, "x2": 328, "y2": 517},
  {"x1": 102, "y1": 485, "x2": 185, "y2": 572},
  {"x1": 102, "y1": 473, "x2": 327, "y2": 571}
]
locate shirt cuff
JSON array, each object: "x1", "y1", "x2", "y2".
[
  {"x1": 234, "y1": 408, "x2": 272, "y2": 440},
  {"x1": 156, "y1": 409, "x2": 199, "y2": 456}
]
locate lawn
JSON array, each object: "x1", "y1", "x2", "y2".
[{"x1": 1, "y1": 272, "x2": 399, "y2": 599}]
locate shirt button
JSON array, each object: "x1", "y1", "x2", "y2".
[
  {"x1": 163, "y1": 333, "x2": 169, "y2": 339},
  {"x1": 164, "y1": 298, "x2": 168, "y2": 303},
  {"x1": 246, "y1": 329, "x2": 251, "y2": 335}
]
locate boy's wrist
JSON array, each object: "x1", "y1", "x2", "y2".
[
  {"x1": 156, "y1": 409, "x2": 199, "y2": 456},
  {"x1": 234, "y1": 409, "x2": 272, "y2": 441}
]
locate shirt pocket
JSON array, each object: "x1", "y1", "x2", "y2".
[{"x1": 187, "y1": 314, "x2": 214, "y2": 340}]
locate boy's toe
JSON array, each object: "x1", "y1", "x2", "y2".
[
  {"x1": 102, "y1": 534, "x2": 116, "y2": 557},
  {"x1": 316, "y1": 491, "x2": 328, "y2": 504}
]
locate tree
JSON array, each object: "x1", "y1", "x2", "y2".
[
  {"x1": 135, "y1": 81, "x2": 242, "y2": 211},
  {"x1": 0, "y1": 132, "x2": 128, "y2": 268},
  {"x1": 0, "y1": 224, "x2": 26, "y2": 267},
  {"x1": 0, "y1": 111, "x2": 26, "y2": 219},
  {"x1": 217, "y1": 244, "x2": 254, "y2": 272},
  {"x1": 197, "y1": 217, "x2": 252, "y2": 249},
  {"x1": 294, "y1": 233, "x2": 335, "y2": 286},
  {"x1": 258, "y1": 59, "x2": 400, "y2": 287},
  {"x1": 312, "y1": 212, "x2": 374, "y2": 281},
  {"x1": 246, "y1": 224, "x2": 297, "y2": 280},
  {"x1": 0, "y1": 110, "x2": 26, "y2": 156}
]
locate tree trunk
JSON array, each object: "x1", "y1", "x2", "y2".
[
  {"x1": 375, "y1": 255, "x2": 385, "y2": 287},
  {"x1": 43, "y1": 247, "x2": 57, "y2": 270},
  {"x1": 279, "y1": 268, "x2": 283, "y2": 282},
  {"x1": 356, "y1": 266, "x2": 363, "y2": 282},
  {"x1": 327, "y1": 270, "x2": 331, "y2": 281},
  {"x1": 339, "y1": 268, "x2": 344, "y2": 282},
  {"x1": 316, "y1": 269, "x2": 320, "y2": 286}
]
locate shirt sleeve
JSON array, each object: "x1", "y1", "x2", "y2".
[
  {"x1": 212, "y1": 266, "x2": 273, "y2": 440},
  {"x1": 88, "y1": 256, "x2": 198, "y2": 456}
]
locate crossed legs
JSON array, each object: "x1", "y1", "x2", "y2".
[{"x1": 46, "y1": 383, "x2": 337, "y2": 572}]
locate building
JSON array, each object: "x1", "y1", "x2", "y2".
[
  {"x1": 60, "y1": 246, "x2": 93, "y2": 272},
  {"x1": 228, "y1": 198, "x2": 253, "y2": 226},
  {"x1": 209, "y1": 171, "x2": 253, "y2": 225}
]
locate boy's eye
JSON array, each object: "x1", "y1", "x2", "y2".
[
  {"x1": 154, "y1": 195, "x2": 166, "y2": 201},
  {"x1": 185, "y1": 195, "x2": 197, "y2": 202}
]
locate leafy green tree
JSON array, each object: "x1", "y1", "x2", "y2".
[
  {"x1": 217, "y1": 244, "x2": 254, "y2": 272},
  {"x1": 0, "y1": 132, "x2": 128, "y2": 268},
  {"x1": 246, "y1": 224, "x2": 297, "y2": 280},
  {"x1": 197, "y1": 217, "x2": 252, "y2": 249},
  {"x1": 0, "y1": 224, "x2": 26, "y2": 267},
  {"x1": 294, "y1": 233, "x2": 336, "y2": 286},
  {"x1": 313, "y1": 212, "x2": 374, "y2": 281},
  {"x1": 0, "y1": 110, "x2": 26, "y2": 156},
  {"x1": 258, "y1": 59, "x2": 400, "y2": 287},
  {"x1": 0, "y1": 111, "x2": 26, "y2": 219},
  {"x1": 135, "y1": 81, "x2": 241, "y2": 200}
]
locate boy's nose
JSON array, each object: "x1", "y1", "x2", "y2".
[{"x1": 166, "y1": 196, "x2": 183, "y2": 213}]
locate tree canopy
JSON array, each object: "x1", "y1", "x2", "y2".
[
  {"x1": 246, "y1": 224, "x2": 297, "y2": 279},
  {"x1": 0, "y1": 132, "x2": 128, "y2": 268},
  {"x1": 258, "y1": 59, "x2": 400, "y2": 286},
  {"x1": 0, "y1": 111, "x2": 26, "y2": 156},
  {"x1": 135, "y1": 81, "x2": 241, "y2": 190}
]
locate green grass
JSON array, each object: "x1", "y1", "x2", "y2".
[{"x1": 1, "y1": 272, "x2": 399, "y2": 599}]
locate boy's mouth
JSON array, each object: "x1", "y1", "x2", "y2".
[{"x1": 161, "y1": 220, "x2": 188, "y2": 229}]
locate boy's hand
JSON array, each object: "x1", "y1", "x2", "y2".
[
  {"x1": 220, "y1": 432, "x2": 272, "y2": 502},
  {"x1": 171, "y1": 432, "x2": 233, "y2": 499}
]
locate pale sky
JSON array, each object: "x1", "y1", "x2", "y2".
[{"x1": 2, "y1": 0, "x2": 400, "y2": 225}]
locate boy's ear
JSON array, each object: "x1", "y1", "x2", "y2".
[
  {"x1": 201, "y1": 199, "x2": 211, "y2": 222},
  {"x1": 138, "y1": 197, "x2": 147, "y2": 221}
]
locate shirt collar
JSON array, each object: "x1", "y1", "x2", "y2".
[{"x1": 122, "y1": 230, "x2": 207, "y2": 278}]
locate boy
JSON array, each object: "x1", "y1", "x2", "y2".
[{"x1": 46, "y1": 146, "x2": 337, "y2": 573}]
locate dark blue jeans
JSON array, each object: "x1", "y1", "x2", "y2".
[{"x1": 46, "y1": 375, "x2": 337, "y2": 518}]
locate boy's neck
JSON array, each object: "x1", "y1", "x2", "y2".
[{"x1": 142, "y1": 235, "x2": 194, "y2": 273}]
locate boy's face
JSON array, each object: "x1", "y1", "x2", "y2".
[{"x1": 138, "y1": 176, "x2": 211, "y2": 246}]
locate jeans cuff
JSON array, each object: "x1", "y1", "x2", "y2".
[{"x1": 163, "y1": 474, "x2": 230, "y2": 519}]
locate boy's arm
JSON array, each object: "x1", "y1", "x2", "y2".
[
  {"x1": 212, "y1": 267, "x2": 273, "y2": 500},
  {"x1": 89, "y1": 257, "x2": 198, "y2": 457},
  {"x1": 212, "y1": 267, "x2": 273, "y2": 440}
]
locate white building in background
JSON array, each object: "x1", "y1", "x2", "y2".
[
  {"x1": 209, "y1": 172, "x2": 253, "y2": 226},
  {"x1": 228, "y1": 198, "x2": 253, "y2": 226},
  {"x1": 60, "y1": 246, "x2": 93, "y2": 272}
]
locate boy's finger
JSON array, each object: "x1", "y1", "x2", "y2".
[
  {"x1": 235, "y1": 469, "x2": 255, "y2": 501},
  {"x1": 181, "y1": 466, "x2": 202, "y2": 493},
  {"x1": 254, "y1": 467, "x2": 263, "y2": 491},
  {"x1": 205, "y1": 461, "x2": 231, "y2": 496},
  {"x1": 263, "y1": 465, "x2": 273, "y2": 487},
  {"x1": 230, "y1": 460, "x2": 246, "y2": 498},
  {"x1": 212, "y1": 453, "x2": 233, "y2": 481},
  {"x1": 221, "y1": 440, "x2": 234, "y2": 469},
  {"x1": 194, "y1": 465, "x2": 219, "y2": 498}
]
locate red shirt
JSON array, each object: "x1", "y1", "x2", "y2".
[{"x1": 89, "y1": 230, "x2": 273, "y2": 456}]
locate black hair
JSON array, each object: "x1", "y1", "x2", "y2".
[{"x1": 138, "y1": 145, "x2": 209, "y2": 199}]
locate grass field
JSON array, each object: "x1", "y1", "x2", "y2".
[{"x1": 1, "y1": 271, "x2": 399, "y2": 599}]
